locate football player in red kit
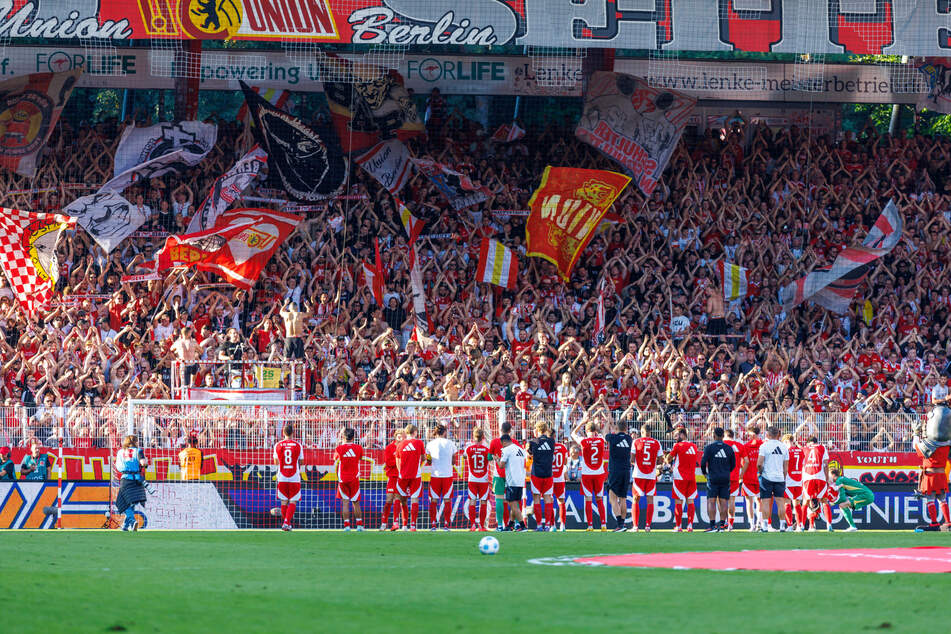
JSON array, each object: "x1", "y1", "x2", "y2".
[
  {"x1": 665, "y1": 426, "x2": 699, "y2": 532},
  {"x1": 464, "y1": 427, "x2": 491, "y2": 531},
  {"x1": 631, "y1": 423, "x2": 662, "y2": 532},
  {"x1": 381, "y1": 429, "x2": 406, "y2": 531},
  {"x1": 571, "y1": 418, "x2": 607, "y2": 531},
  {"x1": 802, "y1": 435, "x2": 834, "y2": 531},
  {"x1": 782, "y1": 433, "x2": 805, "y2": 530},
  {"x1": 273, "y1": 423, "x2": 303, "y2": 531},
  {"x1": 395, "y1": 424, "x2": 426, "y2": 531},
  {"x1": 334, "y1": 427, "x2": 365, "y2": 531},
  {"x1": 551, "y1": 426, "x2": 569, "y2": 531},
  {"x1": 722, "y1": 428, "x2": 745, "y2": 531}
]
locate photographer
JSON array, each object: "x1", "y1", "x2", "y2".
[
  {"x1": 0, "y1": 446, "x2": 15, "y2": 480},
  {"x1": 19, "y1": 441, "x2": 53, "y2": 481}
]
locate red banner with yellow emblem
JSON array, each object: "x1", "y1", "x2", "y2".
[
  {"x1": 526, "y1": 167, "x2": 630, "y2": 281},
  {"x1": 156, "y1": 208, "x2": 301, "y2": 289}
]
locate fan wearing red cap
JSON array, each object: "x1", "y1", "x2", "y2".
[{"x1": 0, "y1": 447, "x2": 15, "y2": 481}]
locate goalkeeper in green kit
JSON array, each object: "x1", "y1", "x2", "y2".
[{"x1": 829, "y1": 468, "x2": 874, "y2": 532}]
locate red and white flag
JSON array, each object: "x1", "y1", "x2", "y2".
[
  {"x1": 0, "y1": 208, "x2": 75, "y2": 314},
  {"x1": 156, "y1": 208, "x2": 301, "y2": 290},
  {"x1": 780, "y1": 200, "x2": 903, "y2": 313},
  {"x1": 363, "y1": 238, "x2": 385, "y2": 305},
  {"x1": 476, "y1": 238, "x2": 518, "y2": 289},
  {"x1": 491, "y1": 122, "x2": 526, "y2": 143}
]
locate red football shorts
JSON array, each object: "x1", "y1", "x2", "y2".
[
  {"x1": 386, "y1": 475, "x2": 398, "y2": 494},
  {"x1": 552, "y1": 480, "x2": 566, "y2": 499},
  {"x1": 580, "y1": 473, "x2": 606, "y2": 497},
  {"x1": 785, "y1": 484, "x2": 803, "y2": 501},
  {"x1": 467, "y1": 481, "x2": 489, "y2": 501},
  {"x1": 672, "y1": 479, "x2": 697, "y2": 501},
  {"x1": 919, "y1": 472, "x2": 949, "y2": 496},
  {"x1": 397, "y1": 477, "x2": 422, "y2": 499},
  {"x1": 429, "y1": 476, "x2": 453, "y2": 499},
  {"x1": 337, "y1": 479, "x2": 360, "y2": 502},
  {"x1": 741, "y1": 479, "x2": 760, "y2": 497},
  {"x1": 804, "y1": 479, "x2": 828, "y2": 500},
  {"x1": 531, "y1": 476, "x2": 553, "y2": 496},
  {"x1": 729, "y1": 480, "x2": 741, "y2": 498},
  {"x1": 632, "y1": 477, "x2": 657, "y2": 497},
  {"x1": 277, "y1": 481, "x2": 301, "y2": 503}
]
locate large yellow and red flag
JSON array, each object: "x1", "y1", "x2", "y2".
[{"x1": 526, "y1": 167, "x2": 630, "y2": 281}]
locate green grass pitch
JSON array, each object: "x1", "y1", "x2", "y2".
[{"x1": 3, "y1": 531, "x2": 948, "y2": 633}]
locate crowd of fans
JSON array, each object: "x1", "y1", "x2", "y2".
[{"x1": 0, "y1": 101, "x2": 949, "y2": 453}]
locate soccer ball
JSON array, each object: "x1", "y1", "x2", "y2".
[{"x1": 478, "y1": 536, "x2": 500, "y2": 555}]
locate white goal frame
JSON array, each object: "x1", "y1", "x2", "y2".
[{"x1": 124, "y1": 399, "x2": 507, "y2": 530}]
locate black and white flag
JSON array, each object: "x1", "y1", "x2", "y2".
[
  {"x1": 64, "y1": 191, "x2": 144, "y2": 253},
  {"x1": 114, "y1": 121, "x2": 217, "y2": 177},
  {"x1": 187, "y1": 145, "x2": 268, "y2": 234},
  {"x1": 241, "y1": 81, "x2": 348, "y2": 202}
]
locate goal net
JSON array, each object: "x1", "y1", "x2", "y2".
[{"x1": 125, "y1": 400, "x2": 505, "y2": 530}]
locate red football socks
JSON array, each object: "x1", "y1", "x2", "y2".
[
  {"x1": 284, "y1": 503, "x2": 296, "y2": 525},
  {"x1": 674, "y1": 503, "x2": 683, "y2": 528},
  {"x1": 686, "y1": 503, "x2": 695, "y2": 526},
  {"x1": 585, "y1": 499, "x2": 593, "y2": 527},
  {"x1": 479, "y1": 503, "x2": 487, "y2": 528},
  {"x1": 645, "y1": 503, "x2": 653, "y2": 528},
  {"x1": 429, "y1": 502, "x2": 438, "y2": 527}
]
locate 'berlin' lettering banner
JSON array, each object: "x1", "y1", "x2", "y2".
[
  {"x1": 79, "y1": 1, "x2": 951, "y2": 56},
  {"x1": 526, "y1": 167, "x2": 630, "y2": 281},
  {"x1": 576, "y1": 72, "x2": 695, "y2": 196}
]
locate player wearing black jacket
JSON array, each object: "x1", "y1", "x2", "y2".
[{"x1": 701, "y1": 427, "x2": 735, "y2": 532}]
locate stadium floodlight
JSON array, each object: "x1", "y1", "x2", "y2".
[{"x1": 125, "y1": 399, "x2": 505, "y2": 530}]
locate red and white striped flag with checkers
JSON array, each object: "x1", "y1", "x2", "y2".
[
  {"x1": 476, "y1": 238, "x2": 518, "y2": 289},
  {"x1": 0, "y1": 208, "x2": 75, "y2": 315}
]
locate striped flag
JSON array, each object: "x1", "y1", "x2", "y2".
[
  {"x1": 397, "y1": 199, "x2": 423, "y2": 245},
  {"x1": 362, "y1": 238, "x2": 385, "y2": 305},
  {"x1": 716, "y1": 260, "x2": 749, "y2": 301},
  {"x1": 237, "y1": 87, "x2": 289, "y2": 123},
  {"x1": 780, "y1": 200, "x2": 903, "y2": 313},
  {"x1": 476, "y1": 239, "x2": 518, "y2": 289}
]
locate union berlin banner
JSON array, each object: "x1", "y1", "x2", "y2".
[
  {"x1": 576, "y1": 72, "x2": 695, "y2": 196},
  {"x1": 526, "y1": 167, "x2": 630, "y2": 281},
  {"x1": 156, "y1": 208, "x2": 301, "y2": 289},
  {"x1": 86, "y1": 1, "x2": 951, "y2": 55},
  {"x1": 0, "y1": 69, "x2": 82, "y2": 178}
]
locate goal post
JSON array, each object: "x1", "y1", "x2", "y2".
[{"x1": 125, "y1": 399, "x2": 506, "y2": 530}]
